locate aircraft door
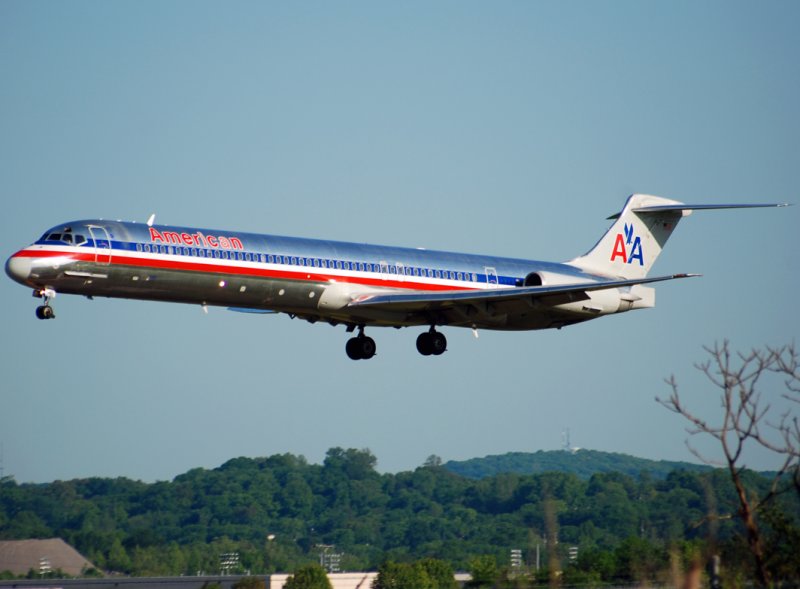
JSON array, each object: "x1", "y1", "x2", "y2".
[
  {"x1": 88, "y1": 225, "x2": 112, "y2": 265},
  {"x1": 485, "y1": 266, "x2": 498, "y2": 286}
]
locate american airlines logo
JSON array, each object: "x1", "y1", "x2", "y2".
[
  {"x1": 610, "y1": 223, "x2": 643, "y2": 266},
  {"x1": 149, "y1": 227, "x2": 244, "y2": 250}
]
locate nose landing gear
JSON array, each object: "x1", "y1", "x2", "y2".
[{"x1": 33, "y1": 288, "x2": 56, "y2": 320}]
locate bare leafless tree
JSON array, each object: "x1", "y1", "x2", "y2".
[{"x1": 657, "y1": 341, "x2": 799, "y2": 588}]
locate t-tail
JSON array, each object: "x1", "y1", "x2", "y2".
[{"x1": 567, "y1": 193, "x2": 788, "y2": 279}]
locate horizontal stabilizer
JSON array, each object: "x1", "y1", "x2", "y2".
[{"x1": 608, "y1": 201, "x2": 789, "y2": 219}]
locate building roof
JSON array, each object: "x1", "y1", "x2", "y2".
[{"x1": 0, "y1": 539, "x2": 97, "y2": 577}]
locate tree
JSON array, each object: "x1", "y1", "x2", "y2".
[
  {"x1": 658, "y1": 341, "x2": 800, "y2": 587},
  {"x1": 107, "y1": 537, "x2": 132, "y2": 573},
  {"x1": 419, "y1": 558, "x2": 457, "y2": 589},
  {"x1": 373, "y1": 561, "x2": 432, "y2": 589},
  {"x1": 467, "y1": 555, "x2": 498, "y2": 588},
  {"x1": 283, "y1": 564, "x2": 332, "y2": 589},
  {"x1": 233, "y1": 577, "x2": 266, "y2": 589},
  {"x1": 423, "y1": 455, "x2": 443, "y2": 469}
]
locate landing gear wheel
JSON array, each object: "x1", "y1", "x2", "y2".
[
  {"x1": 346, "y1": 336, "x2": 377, "y2": 360},
  {"x1": 430, "y1": 331, "x2": 447, "y2": 355},
  {"x1": 346, "y1": 337, "x2": 362, "y2": 360},
  {"x1": 416, "y1": 332, "x2": 433, "y2": 355},
  {"x1": 416, "y1": 329, "x2": 447, "y2": 356},
  {"x1": 35, "y1": 305, "x2": 55, "y2": 320},
  {"x1": 359, "y1": 336, "x2": 376, "y2": 359}
]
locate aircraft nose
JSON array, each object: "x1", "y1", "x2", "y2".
[{"x1": 5, "y1": 254, "x2": 32, "y2": 285}]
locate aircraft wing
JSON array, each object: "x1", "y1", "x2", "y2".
[{"x1": 347, "y1": 273, "x2": 697, "y2": 313}]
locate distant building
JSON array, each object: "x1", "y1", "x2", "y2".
[{"x1": 0, "y1": 539, "x2": 96, "y2": 577}]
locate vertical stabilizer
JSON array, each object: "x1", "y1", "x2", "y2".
[{"x1": 567, "y1": 194, "x2": 687, "y2": 279}]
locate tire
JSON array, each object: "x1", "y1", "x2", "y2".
[
  {"x1": 36, "y1": 306, "x2": 54, "y2": 320},
  {"x1": 416, "y1": 332, "x2": 433, "y2": 355},
  {"x1": 346, "y1": 337, "x2": 362, "y2": 360},
  {"x1": 360, "y1": 336, "x2": 376, "y2": 359},
  {"x1": 431, "y1": 332, "x2": 447, "y2": 355}
]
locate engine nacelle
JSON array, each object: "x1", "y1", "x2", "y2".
[
  {"x1": 523, "y1": 270, "x2": 590, "y2": 288},
  {"x1": 523, "y1": 271, "x2": 654, "y2": 316}
]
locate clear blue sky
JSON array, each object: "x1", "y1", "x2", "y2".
[{"x1": 1, "y1": 1, "x2": 797, "y2": 483}]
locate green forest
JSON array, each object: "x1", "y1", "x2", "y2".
[
  {"x1": 1, "y1": 448, "x2": 798, "y2": 584},
  {"x1": 443, "y1": 450, "x2": 712, "y2": 480}
]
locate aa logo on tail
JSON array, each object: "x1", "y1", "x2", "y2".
[{"x1": 610, "y1": 223, "x2": 644, "y2": 265}]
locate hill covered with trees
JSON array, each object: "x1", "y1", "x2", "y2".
[
  {"x1": 1, "y1": 448, "x2": 797, "y2": 583},
  {"x1": 443, "y1": 450, "x2": 711, "y2": 480}
]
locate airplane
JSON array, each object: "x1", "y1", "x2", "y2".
[{"x1": 5, "y1": 194, "x2": 786, "y2": 360}]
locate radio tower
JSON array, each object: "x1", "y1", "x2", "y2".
[{"x1": 561, "y1": 429, "x2": 581, "y2": 454}]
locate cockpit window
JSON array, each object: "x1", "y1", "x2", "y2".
[{"x1": 42, "y1": 230, "x2": 90, "y2": 245}]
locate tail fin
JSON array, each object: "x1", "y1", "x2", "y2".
[
  {"x1": 567, "y1": 194, "x2": 688, "y2": 279},
  {"x1": 567, "y1": 194, "x2": 788, "y2": 279}
]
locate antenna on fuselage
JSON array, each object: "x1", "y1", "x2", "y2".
[{"x1": 146, "y1": 214, "x2": 156, "y2": 227}]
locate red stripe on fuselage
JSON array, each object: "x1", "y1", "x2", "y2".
[{"x1": 13, "y1": 248, "x2": 479, "y2": 293}]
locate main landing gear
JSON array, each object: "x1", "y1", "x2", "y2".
[
  {"x1": 344, "y1": 325, "x2": 448, "y2": 360},
  {"x1": 33, "y1": 288, "x2": 56, "y2": 320},
  {"x1": 416, "y1": 327, "x2": 447, "y2": 356},
  {"x1": 346, "y1": 326, "x2": 377, "y2": 360}
]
